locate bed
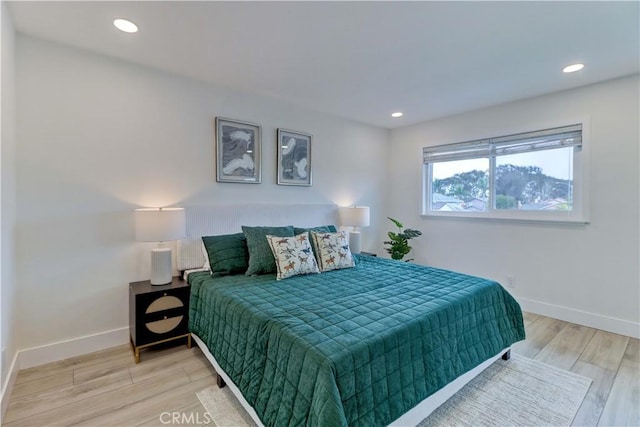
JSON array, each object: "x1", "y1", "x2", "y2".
[{"x1": 178, "y1": 204, "x2": 525, "y2": 427}]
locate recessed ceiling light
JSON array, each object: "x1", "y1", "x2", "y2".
[
  {"x1": 391, "y1": 112, "x2": 403, "y2": 118},
  {"x1": 114, "y1": 18, "x2": 138, "y2": 33},
  {"x1": 563, "y1": 63, "x2": 584, "y2": 73}
]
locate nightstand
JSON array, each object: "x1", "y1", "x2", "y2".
[{"x1": 129, "y1": 277, "x2": 191, "y2": 363}]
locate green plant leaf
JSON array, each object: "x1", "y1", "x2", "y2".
[
  {"x1": 402, "y1": 229, "x2": 422, "y2": 239},
  {"x1": 387, "y1": 217, "x2": 403, "y2": 229}
]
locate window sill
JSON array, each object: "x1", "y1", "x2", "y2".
[{"x1": 421, "y1": 212, "x2": 589, "y2": 225}]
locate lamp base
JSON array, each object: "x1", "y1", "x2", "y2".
[
  {"x1": 150, "y1": 247, "x2": 172, "y2": 285},
  {"x1": 349, "y1": 231, "x2": 362, "y2": 254}
]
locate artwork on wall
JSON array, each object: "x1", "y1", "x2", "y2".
[
  {"x1": 277, "y1": 128, "x2": 312, "y2": 186},
  {"x1": 215, "y1": 117, "x2": 262, "y2": 183}
]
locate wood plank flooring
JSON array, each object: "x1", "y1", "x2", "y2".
[
  {"x1": 4, "y1": 314, "x2": 639, "y2": 426},
  {"x1": 511, "y1": 314, "x2": 639, "y2": 427}
]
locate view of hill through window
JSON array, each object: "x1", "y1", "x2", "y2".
[{"x1": 431, "y1": 147, "x2": 573, "y2": 212}]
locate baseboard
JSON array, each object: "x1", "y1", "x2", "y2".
[
  {"x1": 518, "y1": 297, "x2": 640, "y2": 339},
  {"x1": 1, "y1": 351, "x2": 19, "y2": 422},
  {"x1": 18, "y1": 327, "x2": 129, "y2": 370}
]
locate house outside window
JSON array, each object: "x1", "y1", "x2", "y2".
[{"x1": 422, "y1": 123, "x2": 588, "y2": 223}]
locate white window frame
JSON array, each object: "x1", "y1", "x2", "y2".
[{"x1": 422, "y1": 121, "x2": 590, "y2": 224}]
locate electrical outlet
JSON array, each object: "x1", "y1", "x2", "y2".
[{"x1": 506, "y1": 276, "x2": 516, "y2": 289}]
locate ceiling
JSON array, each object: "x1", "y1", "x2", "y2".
[{"x1": 8, "y1": 1, "x2": 640, "y2": 129}]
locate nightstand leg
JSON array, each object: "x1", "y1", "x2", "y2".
[
  {"x1": 187, "y1": 334, "x2": 192, "y2": 348},
  {"x1": 130, "y1": 337, "x2": 141, "y2": 364}
]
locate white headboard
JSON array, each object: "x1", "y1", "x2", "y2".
[{"x1": 177, "y1": 203, "x2": 339, "y2": 271}]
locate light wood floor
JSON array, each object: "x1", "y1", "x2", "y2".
[{"x1": 3, "y1": 313, "x2": 639, "y2": 426}]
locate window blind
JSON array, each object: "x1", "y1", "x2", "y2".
[{"x1": 423, "y1": 124, "x2": 582, "y2": 163}]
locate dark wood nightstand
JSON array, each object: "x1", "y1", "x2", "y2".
[{"x1": 129, "y1": 277, "x2": 191, "y2": 363}]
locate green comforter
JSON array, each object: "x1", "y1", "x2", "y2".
[{"x1": 189, "y1": 255, "x2": 524, "y2": 427}]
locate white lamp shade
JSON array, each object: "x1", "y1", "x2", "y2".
[
  {"x1": 135, "y1": 208, "x2": 186, "y2": 242},
  {"x1": 340, "y1": 206, "x2": 370, "y2": 227}
]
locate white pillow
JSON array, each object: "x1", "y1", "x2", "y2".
[
  {"x1": 311, "y1": 231, "x2": 355, "y2": 272},
  {"x1": 266, "y1": 232, "x2": 320, "y2": 280}
]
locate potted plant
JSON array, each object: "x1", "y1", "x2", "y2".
[{"x1": 384, "y1": 217, "x2": 422, "y2": 261}]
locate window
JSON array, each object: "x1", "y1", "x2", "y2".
[{"x1": 423, "y1": 124, "x2": 588, "y2": 222}]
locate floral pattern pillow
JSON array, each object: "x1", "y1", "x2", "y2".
[
  {"x1": 266, "y1": 232, "x2": 320, "y2": 280},
  {"x1": 311, "y1": 231, "x2": 355, "y2": 272}
]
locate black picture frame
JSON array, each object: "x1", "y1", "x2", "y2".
[
  {"x1": 277, "y1": 128, "x2": 312, "y2": 186},
  {"x1": 215, "y1": 117, "x2": 262, "y2": 183}
]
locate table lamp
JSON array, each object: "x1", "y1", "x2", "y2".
[
  {"x1": 135, "y1": 207, "x2": 186, "y2": 285},
  {"x1": 340, "y1": 206, "x2": 370, "y2": 254}
]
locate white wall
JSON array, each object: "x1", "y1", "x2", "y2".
[
  {"x1": 388, "y1": 75, "x2": 640, "y2": 337},
  {"x1": 1, "y1": 0, "x2": 18, "y2": 408},
  {"x1": 15, "y1": 35, "x2": 388, "y2": 355}
]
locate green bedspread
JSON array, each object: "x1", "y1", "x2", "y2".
[{"x1": 189, "y1": 255, "x2": 524, "y2": 427}]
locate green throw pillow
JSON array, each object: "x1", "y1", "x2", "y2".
[
  {"x1": 202, "y1": 233, "x2": 249, "y2": 276},
  {"x1": 293, "y1": 225, "x2": 337, "y2": 235},
  {"x1": 242, "y1": 225, "x2": 295, "y2": 276},
  {"x1": 293, "y1": 225, "x2": 337, "y2": 258}
]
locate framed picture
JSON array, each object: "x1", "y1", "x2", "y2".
[
  {"x1": 277, "y1": 129, "x2": 312, "y2": 186},
  {"x1": 215, "y1": 117, "x2": 261, "y2": 183}
]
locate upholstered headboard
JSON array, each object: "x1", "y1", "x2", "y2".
[{"x1": 177, "y1": 203, "x2": 340, "y2": 271}]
